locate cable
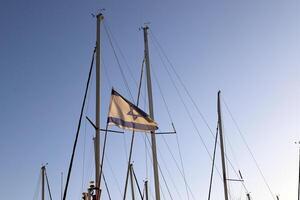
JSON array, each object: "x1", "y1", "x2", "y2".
[
  {"x1": 152, "y1": 65, "x2": 191, "y2": 200},
  {"x1": 150, "y1": 29, "x2": 251, "y2": 195},
  {"x1": 222, "y1": 97, "x2": 276, "y2": 200},
  {"x1": 103, "y1": 22, "x2": 134, "y2": 102},
  {"x1": 45, "y1": 169, "x2": 53, "y2": 200},
  {"x1": 63, "y1": 46, "x2": 96, "y2": 200},
  {"x1": 33, "y1": 171, "x2": 41, "y2": 200}
]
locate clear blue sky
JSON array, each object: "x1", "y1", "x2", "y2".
[{"x1": 0, "y1": 0, "x2": 299, "y2": 199}]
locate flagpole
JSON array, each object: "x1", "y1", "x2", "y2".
[
  {"x1": 95, "y1": 13, "x2": 103, "y2": 200},
  {"x1": 143, "y1": 25, "x2": 161, "y2": 200}
]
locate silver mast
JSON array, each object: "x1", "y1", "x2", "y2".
[
  {"x1": 142, "y1": 26, "x2": 161, "y2": 200},
  {"x1": 95, "y1": 13, "x2": 103, "y2": 200},
  {"x1": 217, "y1": 91, "x2": 229, "y2": 200}
]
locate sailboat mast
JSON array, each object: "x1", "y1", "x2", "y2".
[
  {"x1": 142, "y1": 26, "x2": 161, "y2": 200},
  {"x1": 95, "y1": 13, "x2": 103, "y2": 200},
  {"x1": 217, "y1": 91, "x2": 229, "y2": 200},
  {"x1": 298, "y1": 147, "x2": 300, "y2": 200},
  {"x1": 41, "y1": 166, "x2": 45, "y2": 200}
]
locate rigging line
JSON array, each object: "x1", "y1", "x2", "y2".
[
  {"x1": 144, "y1": 135, "x2": 175, "y2": 200},
  {"x1": 150, "y1": 30, "x2": 249, "y2": 193},
  {"x1": 157, "y1": 139, "x2": 184, "y2": 200},
  {"x1": 63, "y1": 46, "x2": 96, "y2": 200},
  {"x1": 104, "y1": 22, "x2": 149, "y2": 110},
  {"x1": 98, "y1": 123, "x2": 109, "y2": 198},
  {"x1": 103, "y1": 22, "x2": 134, "y2": 102},
  {"x1": 208, "y1": 125, "x2": 219, "y2": 200},
  {"x1": 160, "y1": 135, "x2": 196, "y2": 200},
  {"x1": 102, "y1": 172, "x2": 112, "y2": 200},
  {"x1": 149, "y1": 29, "x2": 214, "y2": 137},
  {"x1": 45, "y1": 169, "x2": 53, "y2": 200},
  {"x1": 122, "y1": 59, "x2": 144, "y2": 200},
  {"x1": 33, "y1": 170, "x2": 41, "y2": 200},
  {"x1": 151, "y1": 37, "x2": 223, "y2": 180},
  {"x1": 105, "y1": 154, "x2": 123, "y2": 197},
  {"x1": 102, "y1": 51, "x2": 129, "y2": 166},
  {"x1": 81, "y1": 65, "x2": 94, "y2": 192},
  {"x1": 132, "y1": 165, "x2": 145, "y2": 199},
  {"x1": 222, "y1": 97, "x2": 276, "y2": 200},
  {"x1": 152, "y1": 65, "x2": 190, "y2": 200},
  {"x1": 103, "y1": 21, "x2": 139, "y2": 85}
]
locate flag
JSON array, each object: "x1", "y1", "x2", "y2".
[{"x1": 107, "y1": 89, "x2": 158, "y2": 132}]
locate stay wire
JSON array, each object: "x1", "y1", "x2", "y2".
[
  {"x1": 102, "y1": 41, "x2": 129, "y2": 172},
  {"x1": 103, "y1": 21, "x2": 139, "y2": 86},
  {"x1": 102, "y1": 172, "x2": 112, "y2": 200},
  {"x1": 150, "y1": 30, "x2": 250, "y2": 194},
  {"x1": 81, "y1": 58, "x2": 94, "y2": 192},
  {"x1": 152, "y1": 65, "x2": 191, "y2": 200},
  {"x1": 33, "y1": 170, "x2": 41, "y2": 200},
  {"x1": 105, "y1": 154, "x2": 123, "y2": 198},
  {"x1": 207, "y1": 125, "x2": 218, "y2": 200},
  {"x1": 45, "y1": 169, "x2": 53, "y2": 200},
  {"x1": 103, "y1": 22, "x2": 134, "y2": 102},
  {"x1": 160, "y1": 136, "x2": 196, "y2": 200},
  {"x1": 122, "y1": 58, "x2": 145, "y2": 200},
  {"x1": 144, "y1": 136, "x2": 174, "y2": 200},
  {"x1": 63, "y1": 46, "x2": 96, "y2": 200},
  {"x1": 151, "y1": 35, "x2": 222, "y2": 179},
  {"x1": 222, "y1": 97, "x2": 276, "y2": 200}
]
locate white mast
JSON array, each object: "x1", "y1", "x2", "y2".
[
  {"x1": 142, "y1": 26, "x2": 161, "y2": 200},
  {"x1": 95, "y1": 13, "x2": 103, "y2": 200}
]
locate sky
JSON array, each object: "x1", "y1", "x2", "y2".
[{"x1": 0, "y1": 0, "x2": 299, "y2": 200}]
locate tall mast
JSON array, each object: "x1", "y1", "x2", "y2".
[
  {"x1": 142, "y1": 26, "x2": 161, "y2": 200},
  {"x1": 217, "y1": 91, "x2": 229, "y2": 200},
  {"x1": 95, "y1": 13, "x2": 103, "y2": 200},
  {"x1": 41, "y1": 166, "x2": 45, "y2": 200}
]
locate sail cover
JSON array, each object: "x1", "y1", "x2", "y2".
[{"x1": 107, "y1": 89, "x2": 158, "y2": 132}]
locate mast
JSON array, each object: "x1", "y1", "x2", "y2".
[
  {"x1": 246, "y1": 193, "x2": 251, "y2": 200},
  {"x1": 95, "y1": 13, "x2": 103, "y2": 200},
  {"x1": 41, "y1": 166, "x2": 45, "y2": 200},
  {"x1": 217, "y1": 91, "x2": 229, "y2": 200},
  {"x1": 142, "y1": 26, "x2": 161, "y2": 200},
  {"x1": 129, "y1": 164, "x2": 136, "y2": 200},
  {"x1": 298, "y1": 147, "x2": 300, "y2": 200},
  {"x1": 144, "y1": 180, "x2": 149, "y2": 200}
]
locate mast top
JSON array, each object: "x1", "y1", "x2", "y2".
[{"x1": 97, "y1": 13, "x2": 104, "y2": 20}]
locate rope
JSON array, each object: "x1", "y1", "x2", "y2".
[
  {"x1": 62, "y1": 46, "x2": 96, "y2": 200},
  {"x1": 103, "y1": 21, "x2": 139, "y2": 86},
  {"x1": 45, "y1": 169, "x2": 53, "y2": 200},
  {"x1": 149, "y1": 29, "x2": 251, "y2": 195},
  {"x1": 132, "y1": 165, "x2": 144, "y2": 199},
  {"x1": 105, "y1": 154, "x2": 123, "y2": 197},
  {"x1": 222, "y1": 97, "x2": 276, "y2": 200},
  {"x1": 207, "y1": 125, "x2": 218, "y2": 200},
  {"x1": 32, "y1": 171, "x2": 41, "y2": 200},
  {"x1": 144, "y1": 135, "x2": 174, "y2": 200},
  {"x1": 123, "y1": 58, "x2": 145, "y2": 200},
  {"x1": 102, "y1": 172, "x2": 112, "y2": 200},
  {"x1": 98, "y1": 123, "x2": 109, "y2": 198},
  {"x1": 81, "y1": 60, "x2": 94, "y2": 193},
  {"x1": 103, "y1": 22, "x2": 134, "y2": 102},
  {"x1": 152, "y1": 66, "x2": 191, "y2": 200},
  {"x1": 160, "y1": 136, "x2": 196, "y2": 200}
]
